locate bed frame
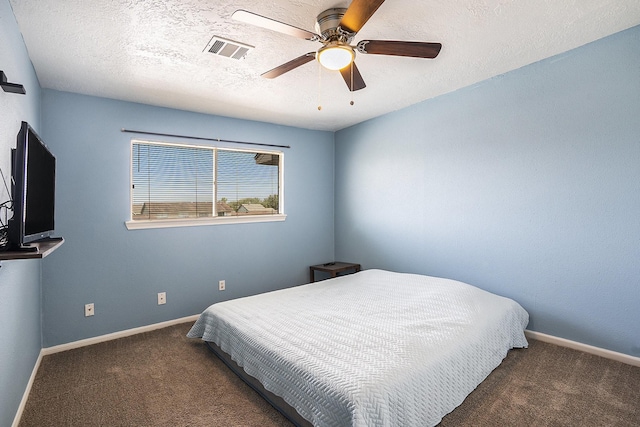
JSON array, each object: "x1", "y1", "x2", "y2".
[{"x1": 206, "y1": 341, "x2": 313, "y2": 427}]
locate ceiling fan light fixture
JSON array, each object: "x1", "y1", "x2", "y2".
[{"x1": 317, "y1": 44, "x2": 354, "y2": 70}]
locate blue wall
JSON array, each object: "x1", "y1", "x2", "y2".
[
  {"x1": 0, "y1": 0, "x2": 43, "y2": 424},
  {"x1": 335, "y1": 26, "x2": 640, "y2": 357},
  {"x1": 40, "y1": 91, "x2": 335, "y2": 347}
]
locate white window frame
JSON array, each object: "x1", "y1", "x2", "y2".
[{"x1": 125, "y1": 139, "x2": 285, "y2": 230}]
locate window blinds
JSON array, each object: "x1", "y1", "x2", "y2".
[{"x1": 131, "y1": 141, "x2": 280, "y2": 221}]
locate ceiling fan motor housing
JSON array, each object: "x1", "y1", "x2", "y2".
[{"x1": 315, "y1": 8, "x2": 353, "y2": 43}]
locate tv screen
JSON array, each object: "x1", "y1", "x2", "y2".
[{"x1": 8, "y1": 121, "x2": 56, "y2": 249}]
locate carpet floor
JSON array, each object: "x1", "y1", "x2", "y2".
[{"x1": 19, "y1": 322, "x2": 640, "y2": 426}]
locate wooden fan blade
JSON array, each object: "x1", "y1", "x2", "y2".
[
  {"x1": 261, "y1": 53, "x2": 316, "y2": 79},
  {"x1": 358, "y1": 40, "x2": 442, "y2": 58},
  {"x1": 339, "y1": 0, "x2": 386, "y2": 33},
  {"x1": 232, "y1": 10, "x2": 319, "y2": 41},
  {"x1": 339, "y1": 62, "x2": 366, "y2": 92}
]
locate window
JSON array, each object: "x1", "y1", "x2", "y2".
[{"x1": 126, "y1": 140, "x2": 284, "y2": 229}]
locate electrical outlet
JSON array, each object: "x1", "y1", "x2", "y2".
[
  {"x1": 85, "y1": 303, "x2": 94, "y2": 317},
  {"x1": 218, "y1": 280, "x2": 226, "y2": 291},
  {"x1": 158, "y1": 292, "x2": 166, "y2": 305}
]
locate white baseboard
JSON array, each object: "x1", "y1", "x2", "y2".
[
  {"x1": 12, "y1": 351, "x2": 43, "y2": 427},
  {"x1": 525, "y1": 330, "x2": 640, "y2": 367},
  {"x1": 41, "y1": 314, "x2": 200, "y2": 355}
]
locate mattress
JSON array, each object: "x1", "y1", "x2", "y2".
[{"x1": 188, "y1": 269, "x2": 529, "y2": 426}]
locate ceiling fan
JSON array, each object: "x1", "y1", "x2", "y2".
[{"x1": 232, "y1": 0, "x2": 442, "y2": 92}]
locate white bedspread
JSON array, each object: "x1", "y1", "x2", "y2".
[{"x1": 188, "y1": 269, "x2": 529, "y2": 426}]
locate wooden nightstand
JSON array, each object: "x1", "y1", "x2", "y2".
[{"x1": 309, "y1": 262, "x2": 361, "y2": 283}]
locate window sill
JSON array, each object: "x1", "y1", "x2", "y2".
[{"x1": 125, "y1": 214, "x2": 286, "y2": 230}]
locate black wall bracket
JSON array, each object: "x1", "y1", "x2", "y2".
[{"x1": 1, "y1": 70, "x2": 26, "y2": 94}]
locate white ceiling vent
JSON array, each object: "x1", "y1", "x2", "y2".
[{"x1": 204, "y1": 36, "x2": 254, "y2": 60}]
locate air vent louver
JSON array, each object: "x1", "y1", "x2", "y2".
[{"x1": 204, "y1": 36, "x2": 254, "y2": 60}]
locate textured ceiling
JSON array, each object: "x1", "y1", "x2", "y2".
[{"x1": 8, "y1": 0, "x2": 640, "y2": 131}]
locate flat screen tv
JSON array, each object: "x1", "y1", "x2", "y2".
[{"x1": 8, "y1": 121, "x2": 56, "y2": 250}]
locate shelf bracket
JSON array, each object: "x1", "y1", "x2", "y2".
[{"x1": 1, "y1": 70, "x2": 26, "y2": 95}]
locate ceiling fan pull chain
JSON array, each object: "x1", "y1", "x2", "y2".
[
  {"x1": 317, "y1": 61, "x2": 323, "y2": 111},
  {"x1": 350, "y1": 63, "x2": 355, "y2": 106}
]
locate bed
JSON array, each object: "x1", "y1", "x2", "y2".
[{"x1": 188, "y1": 269, "x2": 529, "y2": 426}]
